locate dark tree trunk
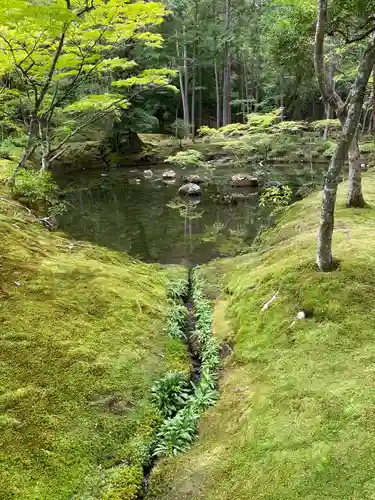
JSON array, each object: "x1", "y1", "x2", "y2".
[{"x1": 346, "y1": 138, "x2": 365, "y2": 208}]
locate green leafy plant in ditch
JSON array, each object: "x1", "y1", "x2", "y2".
[
  {"x1": 153, "y1": 406, "x2": 199, "y2": 457},
  {"x1": 152, "y1": 372, "x2": 191, "y2": 418},
  {"x1": 153, "y1": 269, "x2": 220, "y2": 457},
  {"x1": 164, "y1": 303, "x2": 187, "y2": 340}
]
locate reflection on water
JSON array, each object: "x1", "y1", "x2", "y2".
[{"x1": 57, "y1": 163, "x2": 325, "y2": 264}]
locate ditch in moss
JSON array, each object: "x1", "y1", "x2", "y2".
[{"x1": 142, "y1": 267, "x2": 220, "y2": 497}]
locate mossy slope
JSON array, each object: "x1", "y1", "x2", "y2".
[
  {"x1": 0, "y1": 190, "x2": 188, "y2": 499},
  {"x1": 149, "y1": 170, "x2": 375, "y2": 500}
]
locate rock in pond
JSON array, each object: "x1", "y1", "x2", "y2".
[
  {"x1": 183, "y1": 174, "x2": 203, "y2": 184},
  {"x1": 264, "y1": 180, "x2": 284, "y2": 189},
  {"x1": 143, "y1": 169, "x2": 153, "y2": 179},
  {"x1": 162, "y1": 170, "x2": 176, "y2": 179},
  {"x1": 179, "y1": 183, "x2": 201, "y2": 196},
  {"x1": 231, "y1": 174, "x2": 258, "y2": 188},
  {"x1": 129, "y1": 178, "x2": 141, "y2": 185}
]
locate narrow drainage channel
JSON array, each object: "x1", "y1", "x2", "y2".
[
  {"x1": 184, "y1": 267, "x2": 201, "y2": 382},
  {"x1": 142, "y1": 266, "x2": 216, "y2": 497}
]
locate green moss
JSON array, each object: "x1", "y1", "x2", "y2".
[
  {"x1": 148, "y1": 170, "x2": 375, "y2": 500},
  {"x1": 101, "y1": 465, "x2": 144, "y2": 500},
  {"x1": 0, "y1": 186, "x2": 189, "y2": 499}
]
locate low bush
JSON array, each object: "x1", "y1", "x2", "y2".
[{"x1": 11, "y1": 169, "x2": 68, "y2": 216}]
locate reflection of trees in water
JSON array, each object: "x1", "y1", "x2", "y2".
[
  {"x1": 167, "y1": 198, "x2": 204, "y2": 252},
  {"x1": 59, "y1": 178, "x2": 265, "y2": 263}
]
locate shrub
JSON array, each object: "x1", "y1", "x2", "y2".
[
  {"x1": 219, "y1": 122, "x2": 248, "y2": 137},
  {"x1": 167, "y1": 278, "x2": 189, "y2": 301},
  {"x1": 311, "y1": 119, "x2": 340, "y2": 133},
  {"x1": 165, "y1": 149, "x2": 204, "y2": 167},
  {"x1": 153, "y1": 406, "x2": 199, "y2": 457},
  {"x1": 152, "y1": 372, "x2": 191, "y2": 418},
  {"x1": 165, "y1": 303, "x2": 187, "y2": 340},
  {"x1": 246, "y1": 108, "x2": 282, "y2": 132},
  {"x1": 198, "y1": 126, "x2": 221, "y2": 140},
  {"x1": 260, "y1": 185, "x2": 293, "y2": 208},
  {"x1": 0, "y1": 141, "x2": 14, "y2": 160},
  {"x1": 11, "y1": 169, "x2": 68, "y2": 216}
]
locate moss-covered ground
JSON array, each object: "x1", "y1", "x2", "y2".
[
  {"x1": 148, "y1": 169, "x2": 375, "y2": 500},
  {"x1": 0, "y1": 179, "x2": 189, "y2": 499}
]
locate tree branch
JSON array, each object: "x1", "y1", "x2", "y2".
[{"x1": 314, "y1": 0, "x2": 345, "y2": 123}]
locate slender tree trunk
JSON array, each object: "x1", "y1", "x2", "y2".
[
  {"x1": 214, "y1": 58, "x2": 220, "y2": 128},
  {"x1": 183, "y1": 31, "x2": 190, "y2": 134},
  {"x1": 323, "y1": 105, "x2": 331, "y2": 140},
  {"x1": 222, "y1": 0, "x2": 231, "y2": 126},
  {"x1": 368, "y1": 111, "x2": 373, "y2": 134},
  {"x1": 323, "y1": 60, "x2": 334, "y2": 139},
  {"x1": 191, "y1": 57, "x2": 196, "y2": 142},
  {"x1": 10, "y1": 117, "x2": 37, "y2": 184},
  {"x1": 39, "y1": 119, "x2": 51, "y2": 172},
  {"x1": 198, "y1": 65, "x2": 202, "y2": 128},
  {"x1": 316, "y1": 42, "x2": 375, "y2": 270},
  {"x1": 361, "y1": 105, "x2": 370, "y2": 135},
  {"x1": 347, "y1": 136, "x2": 365, "y2": 207},
  {"x1": 176, "y1": 32, "x2": 189, "y2": 138},
  {"x1": 373, "y1": 31, "x2": 375, "y2": 141},
  {"x1": 244, "y1": 60, "x2": 250, "y2": 115}
]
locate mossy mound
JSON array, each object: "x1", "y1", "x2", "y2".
[
  {"x1": 148, "y1": 170, "x2": 375, "y2": 499},
  {"x1": 0, "y1": 186, "x2": 189, "y2": 499}
]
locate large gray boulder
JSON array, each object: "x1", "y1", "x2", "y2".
[
  {"x1": 179, "y1": 183, "x2": 201, "y2": 196},
  {"x1": 231, "y1": 174, "x2": 258, "y2": 187}
]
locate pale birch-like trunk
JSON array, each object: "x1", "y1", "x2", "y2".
[
  {"x1": 176, "y1": 32, "x2": 189, "y2": 138},
  {"x1": 316, "y1": 54, "x2": 375, "y2": 270},
  {"x1": 183, "y1": 32, "x2": 190, "y2": 134},
  {"x1": 315, "y1": 0, "x2": 375, "y2": 270}
]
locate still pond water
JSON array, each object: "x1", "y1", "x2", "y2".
[{"x1": 57, "y1": 161, "x2": 326, "y2": 265}]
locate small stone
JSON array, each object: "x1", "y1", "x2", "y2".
[
  {"x1": 129, "y1": 178, "x2": 141, "y2": 184},
  {"x1": 162, "y1": 170, "x2": 176, "y2": 179},
  {"x1": 14, "y1": 281, "x2": 22, "y2": 287},
  {"x1": 265, "y1": 180, "x2": 283, "y2": 189},
  {"x1": 143, "y1": 169, "x2": 153, "y2": 179},
  {"x1": 231, "y1": 174, "x2": 258, "y2": 188},
  {"x1": 295, "y1": 311, "x2": 306, "y2": 321},
  {"x1": 178, "y1": 183, "x2": 201, "y2": 196},
  {"x1": 184, "y1": 174, "x2": 203, "y2": 184}
]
